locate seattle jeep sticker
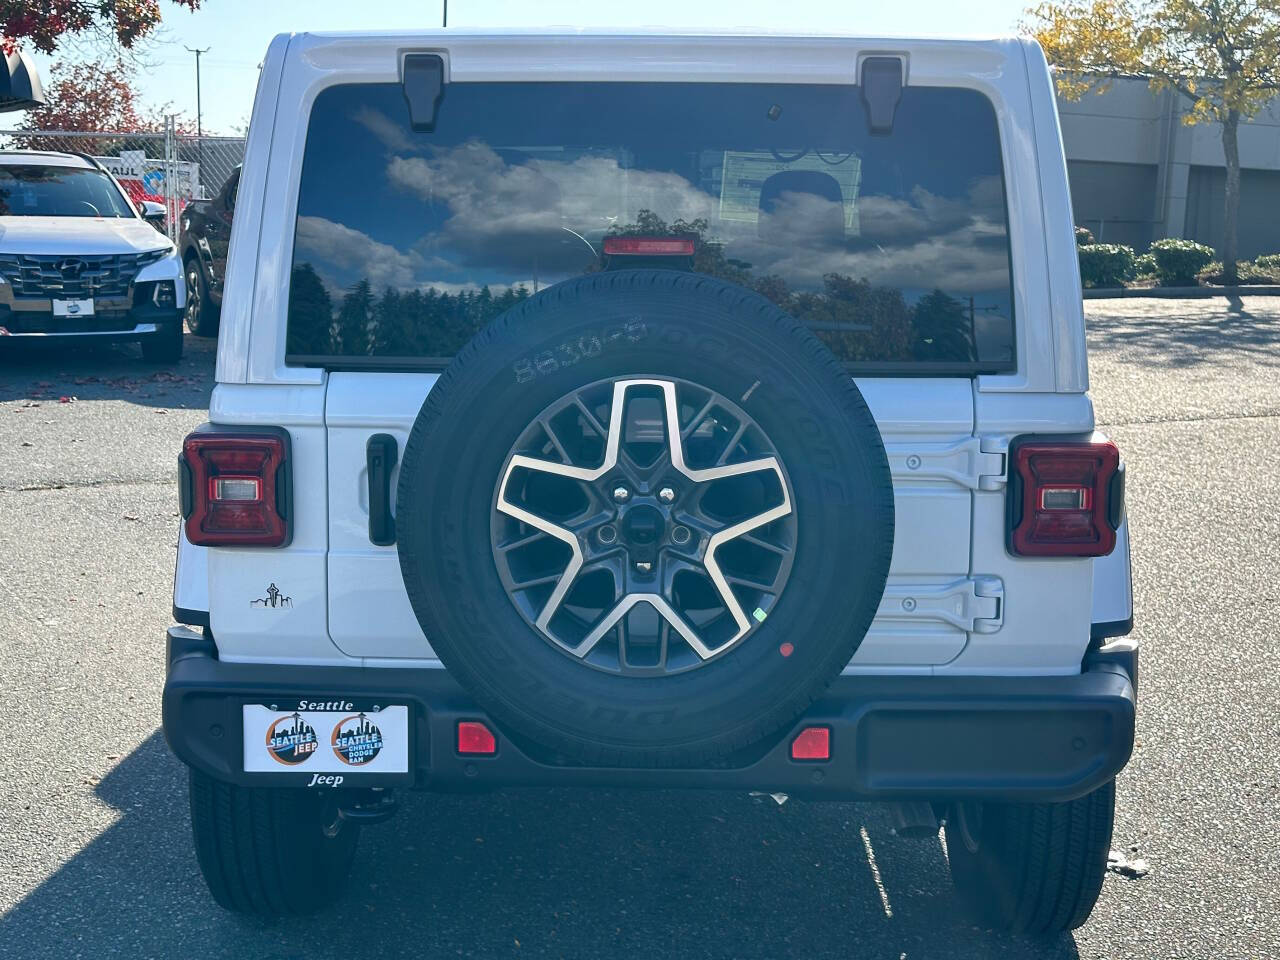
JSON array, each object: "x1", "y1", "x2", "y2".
[{"x1": 265, "y1": 712, "x2": 319, "y2": 764}]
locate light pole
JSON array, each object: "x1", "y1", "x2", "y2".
[{"x1": 185, "y1": 46, "x2": 209, "y2": 192}]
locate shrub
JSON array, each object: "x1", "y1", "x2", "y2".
[
  {"x1": 1075, "y1": 226, "x2": 1095, "y2": 247},
  {"x1": 1078, "y1": 243, "x2": 1136, "y2": 288},
  {"x1": 1197, "y1": 259, "x2": 1280, "y2": 285},
  {"x1": 1133, "y1": 253, "x2": 1157, "y2": 278},
  {"x1": 1254, "y1": 253, "x2": 1280, "y2": 275},
  {"x1": 1149, "y1": 238, "x2": 1214, "y2": 286}
]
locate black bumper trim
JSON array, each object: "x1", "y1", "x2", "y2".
[
  {"x1": 162, "y1": 626, "x2": 1136, "y2": 803},
  {"x1": 1090, "y1": 616, "x2": 1134, "y2": 642},
  {"x1": 172, "y1": 605, "x2": 211, "y2": 629}
]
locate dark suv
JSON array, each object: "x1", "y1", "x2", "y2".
[{"x1": 178, "y1": 165, "x2": 239, "y2": 337}]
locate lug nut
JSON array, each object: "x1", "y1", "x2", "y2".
[
  {"x1": 597, "y1": 525, "x2": 617, "y2": 544},
  {"x1": 612, "y1": 486, "x2": 631, "y2": 503},
  {"x1": 671, "y1": 525, "x2": 691, "y2": 545},
  {"x1": 658, "y1": 486, "x2": 676, "y2": 503},
  {"x1": 635, "y1": 561, "x2": 652, "y2": 573}
]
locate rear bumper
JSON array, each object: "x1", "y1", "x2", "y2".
[{"x1": 163, "y1": 626, "x2": 1137, "y2": 804}]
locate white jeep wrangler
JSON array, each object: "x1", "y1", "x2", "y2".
[{"x1": 164, "y1": 29, "x2": 1136, "y2": 933}]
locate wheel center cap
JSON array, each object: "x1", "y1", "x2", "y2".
[{"x1": 621, "y1": 504, "x2": 665, "y2": 547}]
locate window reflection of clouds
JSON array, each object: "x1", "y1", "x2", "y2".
[{"x1": 297, "y1": 134, "x2": 1009, "y2": 299}]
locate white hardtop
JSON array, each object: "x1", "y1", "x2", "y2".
[{"x1": 214, "y1": 29, "x2": 1087, "y2": 395}]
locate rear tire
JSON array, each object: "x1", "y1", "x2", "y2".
[
  {"x1": 945, "y1": 779, "x2": 1115, "y2": 934},
  {"x1": 188, "y1": 769, "x2": 359, "y2": 915},
  {"x1": 141, "y1": 318, "x2": 184, "y2": 363}
]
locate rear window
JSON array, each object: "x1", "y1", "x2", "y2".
[{"x1": 286, "y1": 80, "x2": 1015, "y2": 373}]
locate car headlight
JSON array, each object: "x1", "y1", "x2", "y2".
[{"x1": 137, "y1": 247, "x2": 174, "y2": 268}]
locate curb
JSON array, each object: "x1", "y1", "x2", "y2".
[{"x1": 1083, "y1": 285, "x2": 1280, "y2": 299}]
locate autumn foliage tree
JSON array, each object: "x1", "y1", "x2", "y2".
[
  {"x1": 1025, "y1": 0, "x2": 1280, "y2": 285},
  {"x1": 1, "y1": 0, "x2": 200, "y2": 55},
  {"x1": 17, "y1": 59, "x2": 193, "y2": 149}
]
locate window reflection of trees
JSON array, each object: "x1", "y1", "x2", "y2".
[{"x1": 286, "y1": 210, "x2": 982, "y2": 364}]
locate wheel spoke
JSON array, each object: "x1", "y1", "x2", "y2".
[
  {"x1": 739, "y1": 531, "x2": 790, "y2": 555},
  {"x1": 713, "y1": 420, "x2": 750, "y2": 467},
  {"x1": 572, "y1": 395, "x2": 609, "y2": 440},
  {"x1": 537, "y1": 415, "x2": 573, "y2": 464},
  {"x1": 680, "y1": 393, "x2": 719, "y2": 440},
  {"x1": 508, "y1": 570, "x2": 570, "y2": 591},
  {"x1": 494, "y1": 528, "x2": 550, "y2": 554},
  {"x1": 724, "y1": 571, "x2": 779, "y2": 592}
]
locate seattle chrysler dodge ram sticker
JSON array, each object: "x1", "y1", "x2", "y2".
[{"x1": 331, "y1": 713, "x2": 384, "y2": 765}]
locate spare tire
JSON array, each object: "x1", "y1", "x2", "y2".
[{"x1": 396, "y1": 270, "x2": 893, "y2": 766}]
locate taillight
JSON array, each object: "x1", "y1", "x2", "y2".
[
  {"x1": 179, "y1": 427, "x2": 291, "y2": 547},
  {"x1": 1007, "y1": 437, "x2": 1122, "y2": 557},
  {"x1": 603, "y1": 235, "x2": 695, "y2": 257}
]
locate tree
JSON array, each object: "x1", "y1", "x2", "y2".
[
  {"x1": 1, "y1": 0, "x2": 200, "y2": 56},
  {"x1": 1026, "y1": 0, "x2": 1280, "y2": 285},
  {"x1": 17, "y1": 58, "x2": 193, "y2": 150}
]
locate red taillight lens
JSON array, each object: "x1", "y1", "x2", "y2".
[
  {"x1": 603, "y1": 235, "x2": 695, "y2": 257},
  {"x1": 180, "y1": 429, "x2": 291, "y2": 547},
  {"x1": 1008, "y1": 438, "x2": 1122, "y2": 557},
  {"x1": 456, "y1": 721, "x2": 497, "y2": 756},
  {"x1": 790, "y1": 726, "x2": 831, "y2": 761}
]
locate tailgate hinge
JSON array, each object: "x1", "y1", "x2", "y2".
[
  {"x1": 977, "y1": 435, "x2": 1008, "y2": 491},
  {"x1": 877, "y1": 577, "x2": 1004, "y2": 634},
  {"x1": 884, "y1": 436, "x2": 1007, "y2": 490}
]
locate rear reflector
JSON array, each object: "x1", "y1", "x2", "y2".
[
  {"x1": 603, "y1": 235, "x2": 695, "y2": 257},
  {"x1": 790, "y1": 726, "x2": 831, "y2": 761},
  {"x1": 1008, "y1": 438, "x2": 1122, "y2": 557},
  {"x1": 456, "y1": 721, "x2": 497, "y2": 756},
  {"x1": 180, "y1": 428, "x2": 291, "y2": 547}
]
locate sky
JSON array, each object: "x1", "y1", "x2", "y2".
[{"x1": 22, "y1": 0, "x2": 1031, "y2": 136}]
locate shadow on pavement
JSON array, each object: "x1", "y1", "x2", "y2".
[
  {"x1": 1086, "y1": 299, "x2": 1280, "y2": 369},
  {"x1": 0, "y1": 334, "x2": 215, "y2": 409},
  {"x1": 0, "y1": 731, "x2": 1080, "y2": 960}
]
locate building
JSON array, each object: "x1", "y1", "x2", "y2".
[{"x1": 1059, "y1": 78, "x2": 1280, "y2": 258}]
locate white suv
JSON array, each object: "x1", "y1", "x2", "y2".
[
  {"x1": 0, "y1": 151, "x2": 186, "y2": 361},
  {"x1": 164, "y1": 31, "x2": 1136, "y2": 932}
]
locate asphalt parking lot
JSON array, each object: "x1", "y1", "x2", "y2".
[{"x1": 1, "y1": 298, "x2": 1278, "y2": 959}]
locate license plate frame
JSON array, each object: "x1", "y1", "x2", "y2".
[
  {"x1": 51, "y1": 299, "x2": 95, "y2": 317},
  {"x1": 242, "y1": 700, "x2": 413, "y2": 787}
]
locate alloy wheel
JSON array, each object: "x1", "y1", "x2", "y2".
[{"x1": 491, "y1": 377, "x2": 797, "y2": 675}]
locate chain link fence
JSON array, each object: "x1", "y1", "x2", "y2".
[{"x1": 0, "y1": 125, "x2": 246, "y2": 240}]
